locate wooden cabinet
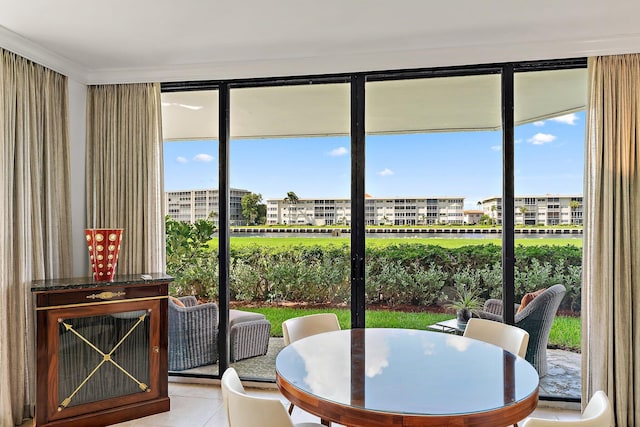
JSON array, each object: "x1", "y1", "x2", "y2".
[{"x1": 31, "y1": 274, "x2": 173, "y2": 427}]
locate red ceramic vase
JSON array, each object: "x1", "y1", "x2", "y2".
[{"x1": 85, "y1": 228, "x2": 123, "y2": 281}]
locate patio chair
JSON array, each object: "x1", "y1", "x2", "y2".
[
  {"x1": 477, "y1": 284, "x2": 566, "y2": 377},
  {"x1": 463, "y1": 318, "x2": 529, "y2": 358},
  {"x1": 521, "y1": 390, "x2": 612, "y2": 426},
  {"x1": 168, "y1": 296, "x2": 271, "y2": 371},
  {"x1": 221, "y1": 367, "x2": 324, "y2": 427}
]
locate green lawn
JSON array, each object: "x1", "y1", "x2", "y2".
[
  {"x1": 218, "y1": 237, "x2": 582, "y2": 249},
  {"x1": 218, "y1": 235, "x2": 582, "y2": 350},
  {"x1": 237, "y1": 306, "x2": 581, "y2": 351}
]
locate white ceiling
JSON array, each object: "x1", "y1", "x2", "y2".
[{"x1": 1, "y1": 0, "x2": 640, "y2": 84}]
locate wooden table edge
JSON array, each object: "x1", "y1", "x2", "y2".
[{"x1": 276, "y1": 372, "x2": 539, "y2": 427}]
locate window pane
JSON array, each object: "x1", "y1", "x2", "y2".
[
  {"x1": 162, "y1": 90, "x2": 220, "y2": 377},
  {"x1": 514, "y1": 68, "x2": 586, "y2": 401},
  {"x1": 229, "y1": 83, "x2": 350, "y2": 381},
  {"x1": 364, "y1": 74, "x2": 502, "y2": 333}
]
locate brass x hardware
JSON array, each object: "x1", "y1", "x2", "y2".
[{"x1": 57, "y1": 311, "x2": 150, "y2": 411}]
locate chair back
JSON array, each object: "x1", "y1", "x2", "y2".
[
  {"x1": 221, "y1": 367, "x2": 296, "y2": 427},
  {"x1": 580, "y1": 390, "x2": 613, "y2": 426},
  {"x1": 221, "y1": 368, "x2": 244, "y2": 427},
  {"x1": 464, "y1": 318, "x2": 529, "y2": 357},
  {"x1": 282, "y1": 313, "x2": 340, "y2": 346},
  {"x1": 521, "y1": 390, "x2": 612, "y2": 426}
]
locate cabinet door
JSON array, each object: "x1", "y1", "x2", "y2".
[{"x1": 45, "y1": 299, "x2": 162, "y2": 422}]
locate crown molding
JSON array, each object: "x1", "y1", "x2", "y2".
[
  {"x1": 0, "y1": 25, "x2": 88, "y2": 83},
  {"x1": 3, "y1": 22, "x2": 640, "y2": 86}
]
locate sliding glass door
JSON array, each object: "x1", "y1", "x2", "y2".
[{"x1": 160, "y1": 59, "x2": 587, "y2": 401}]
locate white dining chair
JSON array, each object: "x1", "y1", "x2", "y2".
[
  {"x1": 282, "y1": 313, "x2": 340, "y2": 424},
  {"x1": 463, "y1": 317, "x2": 529, "y2": 358},
  {"x1": 521, "y1": 390, "x2": 612, "y2": 426},
  {"x1": 463, "y1": 318, "x2": 530, "y2": 427},
  {"x1": 282, "y1": 313, "x2": 341, "y2": 346},
  {"x1": 221, "y1": 367, "x2": 324, "y2": 427}
]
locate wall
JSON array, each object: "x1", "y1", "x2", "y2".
[{"x1": 68, "y1": 77, "x2": 88, "y2": 276}]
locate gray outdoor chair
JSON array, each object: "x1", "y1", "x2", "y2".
[
  {"x1": 477, "y1": 284, "x2": 566, "y2": 377},
  {"x1": 168, "y1": 296, "x2": 271, "y2": 371}
]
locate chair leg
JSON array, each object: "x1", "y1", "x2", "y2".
[
  {"x1": 288, "y1": 402, "x2": 294, "y2": 415},
  {"x1": 321, "y1": 419, "x2": 331, "y2": 426}
]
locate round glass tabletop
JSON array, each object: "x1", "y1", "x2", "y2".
[{"x1": 276, "y1": 328, "x2": 539, "y2": 417}]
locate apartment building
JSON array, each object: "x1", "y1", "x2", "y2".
[
  {"x1": 464, "y1": 210, "x2": 484, "y2": 225},
  {"x1": 164, "y1": 188, "x2": 250, "y2": 225},
  {"x1": 266, "y1": 196, "x2": 465, "y2": 226},
  {"x1": 480, "y1": 195, "x2": 583, "y2": 226}
]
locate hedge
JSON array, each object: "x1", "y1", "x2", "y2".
[{"x1": 167, "y1": 243, "x2": 582, "y2": 313}]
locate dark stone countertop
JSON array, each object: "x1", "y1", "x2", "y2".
[{"x1": 31, "y1": 273, "x2": 174, "y2": 292}]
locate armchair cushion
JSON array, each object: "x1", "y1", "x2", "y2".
[
  {"x1": 169, "y1": 295, "x2": 185, "y2": 307},
  {"x1": 517, "y1": 288, "x2": 547, "y2": 313}
]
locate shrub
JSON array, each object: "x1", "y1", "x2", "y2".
[{"x1": 166, "y1": 221, "x2": 582, "y2": 312}]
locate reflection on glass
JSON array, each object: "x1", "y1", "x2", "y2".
[
  {"x1": 58, "y1": 311, "x2": 150, "y2": 409},
  {"x1": 277, "y1": 329, "x2": 538, "y2": 415}
]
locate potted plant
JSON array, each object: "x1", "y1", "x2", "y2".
[{"x1": 447, "y1": 285, "x2": 483, "y2": 330}]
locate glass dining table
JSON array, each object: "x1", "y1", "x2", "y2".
[{"x1": 276, "y1": 328, "x2": 539, "y2": 427}]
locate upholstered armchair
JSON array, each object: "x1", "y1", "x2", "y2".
[
  {"x1": 168, "y1": 296, "x2": 218, "y2": 371},
  {"x1": 477, "y1": 284, "x2": 566, "y2": 377},
  {"x1": 168, "y1": 296, "x2": 271, "y2": 371}
]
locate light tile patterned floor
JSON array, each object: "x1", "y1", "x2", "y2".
[
  {"x1": 114, "y1": 380, "x2": 583, "y2": 426},
  {"x1": 20, "y1": 381, "x2": 583, "y2": 426}
]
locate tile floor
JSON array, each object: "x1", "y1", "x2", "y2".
[
  {"x1": 21, "y1": 380, "x2": 583, "y2": 426},
  {"x1": 117, "y1": 380, "x2": 582, "y2": 427}
]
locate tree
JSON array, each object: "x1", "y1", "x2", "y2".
[
  {"x1": 257, "y1": 203, "x2": 267, "y2": 225},
  {"x1": 241, "y1": 193, "x2": 263, "y2": 225},
  {"x1": 479, "y1": 214, "x2": 492, "y2": 225},
  {"x1": 284, "y1": 191, "x2": 299, "y2": 225}
]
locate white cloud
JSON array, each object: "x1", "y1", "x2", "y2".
[
  {"x1": 550, "y1": 113, "x2": 578, "y2": 125},
  {"x1": 490, "y1": 145, "x2": 501, "y2": 152},
  {"x1": 533, "y1": 121, "x2": 545, "y2": 126},
  {"x1": 193, "y1": 153, "x2": 214, "y2": 162},
  {"x1": 176, "y1": 156, "x2": 188, "y2": 164},
  {"x1": 378, "y1": 168, "x2": 394, "y2": 176},
  {"x1": 528, "y1": 133, "x2": 557, "y2": 145},
  {"x1": 329, "y1": 146, "x2": 348, "y2": 157}
]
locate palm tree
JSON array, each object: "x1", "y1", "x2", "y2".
[
  {"x1": 569, "y1": 200, "x2": 581, "y2": 225},
  {"x1": 518, "y1": 206, "x2": 528, "y2": 225},
  {"x1": 284, "y1": 191, "x2": 299, "y2": 225}
]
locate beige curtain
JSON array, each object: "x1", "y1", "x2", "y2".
[
  {"x1": 583, "y1": 54, "x2": 640, "y2": 426},
  {"x1": 86, "y1": 83, "x2": 165, "y2": 275},
  {"x1": 0, "y1": 49, "x2": 72, "y2": 426}
]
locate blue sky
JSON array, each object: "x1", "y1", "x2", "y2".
[{"x1": 163, "y1": 111, "x2": 585, "y2": 209}]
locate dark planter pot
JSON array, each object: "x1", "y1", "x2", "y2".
[{"x1": 456, "y1": 308, "x2": 473, "y2": 330}]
